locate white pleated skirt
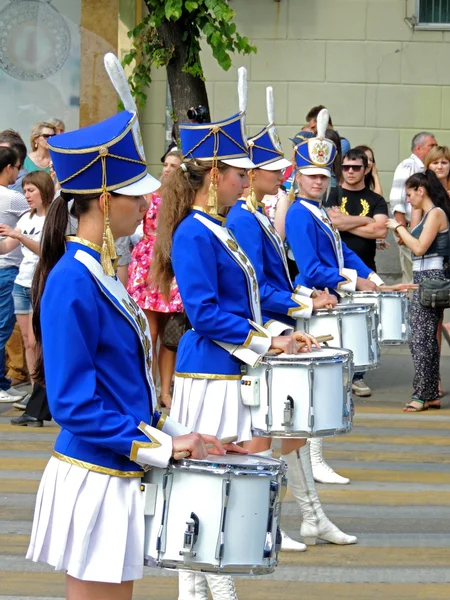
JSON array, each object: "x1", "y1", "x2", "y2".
[
  {"x1": 170, "y1": 377, "x2": 252, "y2": 442},
  {"x1": 27, "y1": 456, "x2": 145, "y2": 583}
]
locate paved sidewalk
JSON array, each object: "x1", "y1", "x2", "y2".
[{"x1": 1, "y1": 345, "x2": 449, "y2": 599}]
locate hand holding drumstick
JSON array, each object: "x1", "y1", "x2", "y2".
[
  {"x1": 312, "y1": 287, "x2": 336, "y2": 311},
  {"x1": 173, "y1": 435, "x2": 244, "y2": 460},
  {"x1": 268, "y1": 333, "x2": 334, "y2": 356}
]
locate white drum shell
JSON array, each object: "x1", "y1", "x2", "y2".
[
  {"x1": 143, "y1": 454, "x2": 286, "y2": 575},
  {"x1": 340, "y1": 291, "x2": 410, "y2": 345},
  {"x1": 296, "y1": 304, "x2": 380, "y2": 370},
  {"x1": 243, "y1": 348, "x2": 353, "y2": 438}
]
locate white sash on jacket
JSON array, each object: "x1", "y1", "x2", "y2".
[
  {"x1": 74, "y1": 249, "x2": 156, "y2": 406},
  {"x1": 300, "y1": 200, "x2": 344, "y2": 268}
]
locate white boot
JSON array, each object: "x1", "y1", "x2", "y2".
[
  {"x1": 282, "y1": 445, "x2": 357, "y2": 546},
  {"x1": 308, "y1": 438, "x2": 350, "y2": 485},
  {"x1": 254, "y1": 448, "x2": 307, "y2": 552},
  {"x1": 178, "y1": 571, "x2": 208, "y2": 600},
  {"x1": 205, "y1": 574, "x2": 238, "y2": 600}
]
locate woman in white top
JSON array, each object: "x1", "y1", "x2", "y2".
[{"x1": 0, "y1": 171, "x2": 54, "y2": 379}]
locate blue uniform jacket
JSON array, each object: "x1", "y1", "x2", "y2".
[
  {"x1": 41, "y1": 240, "x2": 181, "y2": 476},
  {"x1": 286, "y1": 197, "x2": 372, "y2": 291},
  {"x1": 172, "y1": 209, "x2": 271, "y2": 379},
  {"x1": 226, "y1": 200, "x2": 313, "y2": 326}
]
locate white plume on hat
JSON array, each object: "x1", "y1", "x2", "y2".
[{"x1": 316, "y1": 108, "x2": 330, "y2": 139}]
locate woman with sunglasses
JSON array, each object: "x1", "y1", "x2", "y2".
[{"x1": 24, "y1": 122, "x2": 56, "y2": 175}]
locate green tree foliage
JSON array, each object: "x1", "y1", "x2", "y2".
[{"x1": 123, "y1": 0, "x2": 256, "y2": 110}]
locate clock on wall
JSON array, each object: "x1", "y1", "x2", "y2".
[{"x1": 0, "y1": 0, "x2": 71, "y2": 81}]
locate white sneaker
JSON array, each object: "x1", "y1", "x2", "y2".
[
  {"x1": 351, "y1": 379, "x2": 371, "y2": 397},
  {"x1": 280, "y1": 529, "x2": 307, "y2": 552},
  {"x1": 0, "y1": 389, "x2": 17, "y2": 403}
]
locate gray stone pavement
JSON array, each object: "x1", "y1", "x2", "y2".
[{"x1": 1, "y1": 344, "x2": 450, "y2": 599}]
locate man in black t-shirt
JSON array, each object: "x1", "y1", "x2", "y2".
[
  {"x1": 326, "y1": 148, "x2": 388, "y2": 271},
  {"x1": 325, "y1": 148, "x2": 388, "y2": 397}
]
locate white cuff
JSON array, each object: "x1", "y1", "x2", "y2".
[
  {"x1": 337, "y1": 268, "x2": 357, "y2": 292},
  {"x1": 288, "y1": 294, "x2": 313, "y2": 319},
  {"x1": 264, "y1": 319, "x2": 294, "y2": 336},
  {"x1": 130, "y1": 422, "x2": 173, "y2": 469},
  {"x1": 392, "y1": 204, "x2": 406, "y2": 215},
  {"x1": 293, "y1": 284, "x2": 314, "y2": 298},
  {"x1": 368, "y1": 272, "x2": 384, "y2": 286},
  {"x1": 155, "y1": 413, "x2": 191, "y2": 436},
  {"x1": 213, "y1": 321, "x2": 272, "y2": 368}
]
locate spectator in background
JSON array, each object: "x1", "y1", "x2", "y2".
[
  {"x1": 387, "y1": 171, "x2": 450, "y2": 412},
  {"x1": 0, "y1": 131, "x2": 30, "y2": 388},
  {"x1": 0, "y1": 147, "x2": 29, "y2": 403},
  {"x1": 49, "y1": 118, "x2": 65, "y2": 135},
  {"x1": 0, "y1": 130, "x2": 28, "y2": 193},
  {"x1": 0, "y1": 172, "x2": 54, "y2": 427},
  {"x1": 305, "y1": 105, "x2": 350, "y2": 155},
  {"x1": 127, "y1": 149, "x2": 184, "y2": 409},
  {"x1": 326, "y1": 148, "x2": 388, "y2": 398},
  {"x1": 355, "y1": 145, "x2": 384, "y2": 196},
  {"x1": 24, "y1": 122, "x2": 56, "y2": 174},
  {"x1": 390, "y1": 131, "x2": 437, "y2": 283},
  {"x1": 0, "y1": 172, "x2": 53, "y2": 387}
]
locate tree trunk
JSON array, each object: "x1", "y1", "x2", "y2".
[{"x1": 156, "y1": 18, "x2": 210, "y2": 138}]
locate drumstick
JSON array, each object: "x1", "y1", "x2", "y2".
[
  {"x1": 173, "y1": 435, "x2": 238, "y2": 461},
  {"x1": 267, "y1": 334, "x2": 334, "y2": 355},
  {"x1": 324, "y1": 288, "x2": 334, "y2": 310},
  {"x1": 379, "y1": 284, "x2": 418, "y2": 292}
]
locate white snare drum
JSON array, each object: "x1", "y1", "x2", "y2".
[
  {"x1": 241, "y1": 348, "x2": 353, "y2": 438},
  {"x1": 340, "y1": 291, "x2": 410, "y2": 345},
  {"x1": 296, "y1": 304, "x2": 380, "y2": 370},
  {"x1": 143, "y1": 454, "x2": 286, "y2": 575}
]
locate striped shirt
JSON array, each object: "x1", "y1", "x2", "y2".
[
  {"x1": 0, "y1": 186, "x2": 29, "y2": 268},
  {"x1": 389, "y1": 154, "x2": 424, "y2": 222}
]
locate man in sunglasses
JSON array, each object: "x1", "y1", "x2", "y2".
[{"x1": 326, "y1": 148, "x2": 388, "y2": 396}]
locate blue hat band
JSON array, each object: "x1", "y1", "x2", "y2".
[
  {"x1": 49, "y1": 112, "x2": 147, "y2": 194},
  {"x1": 180, "y1": 112, "x2": 249, "y2": 162}
]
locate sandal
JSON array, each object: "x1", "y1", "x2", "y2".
[
  {"x1": 159, "y1": 393, "x2": 172, "y2": 409},
  {"x1": 403, "y1": 400, "x2": 429, "y2": 413},
  {"x1": 428, "y1": 400, "x2": 441, "y2": 409}
]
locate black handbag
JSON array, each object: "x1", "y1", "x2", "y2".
[
  {"x1": 162, "y1": 313, "x2": 189, "y2": 351},
  {"x1": 419, "y1": 277, "x2": 450, "y2": 308}
]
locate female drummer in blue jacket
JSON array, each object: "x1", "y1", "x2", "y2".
[
  {"x1": 25, "y1": 54, "x2": 232, "y2": 600},
  {"x1": 151, "y1": 69, "x2": 312, "y2": 600},
  {"x1": 226, "y1": 89, "x2": 356, "y2": 551}
]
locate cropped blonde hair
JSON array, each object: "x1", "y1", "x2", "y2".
[
  {"x1": 425, "y1": 145, "x2": 450, "y2": 169},
  {"x1": 30, "y1": 122, "x2": 56, "y2": 150}
]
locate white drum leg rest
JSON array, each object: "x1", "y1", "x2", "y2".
[
  {"x1": 205, "y1": 574, "x2": 238, "y2": 600},
  {"x1": 178, "y1": 571, "x2": 208, "y2": 600},
  {"x1": 281, "y1": 445, "x2": 357, "y2": 546},
  {"x1": 255, "y1": 448, "x2": 307, "y2": 552},
  {"x1": 308, "y1": 438, "x2": 350, "y2": 484}
]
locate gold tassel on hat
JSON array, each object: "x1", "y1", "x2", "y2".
[
  {"x1": 99, "y1": 152, "x2": 117, "y2": 276},
  {"x1": 246, "y1": 170, "x2": 258, "y2": 214},
  {"x1": 207, "y1": 164, "x2": 219, "y2": 216},
  {"x1": 288, "y1": 147, "x2": 297, "y2": 203}
]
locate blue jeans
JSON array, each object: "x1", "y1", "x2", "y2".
[
  {"x1": 353, "y1": 371, "x2": 366, "y2": 382},
  {"x1": 0, "y1": 267, "x2": 18, "y2": 390}
]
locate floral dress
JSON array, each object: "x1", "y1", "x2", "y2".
[{"x1": 127, "y1": 193, "x2": 183, "y2": 313}]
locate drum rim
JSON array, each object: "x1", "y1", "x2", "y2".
[
  {"x1": 261, "y1": 346, "x2": 352, "y2": 365},
  {"x1": 314, "y1": 303, "x2": 376, "y2": 315},
  {"x1": 343, "y1": 291, "x2": 407, "y2": 298},
  {"x1": 170, "y1": 453, "x2": 286, "y2": 475}
]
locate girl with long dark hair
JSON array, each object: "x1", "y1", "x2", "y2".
[{"x1": 387, "y1": 170, "x2": 450, "y2": 412}]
